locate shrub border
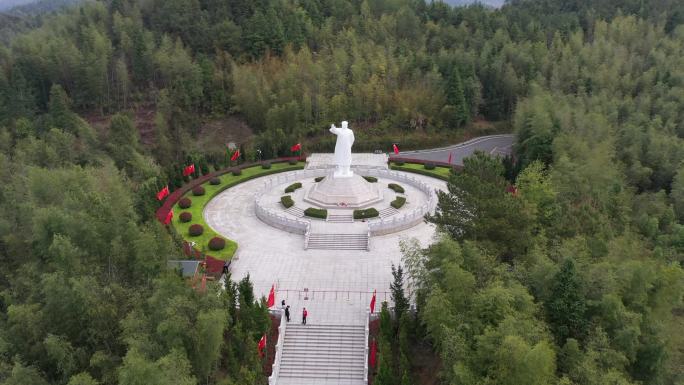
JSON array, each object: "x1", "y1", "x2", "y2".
[
  {"x1": 391, "y1": 196, "x2": 406, "y2": 209},
  {"x1": 156, "y1": 156, "x2": 305, "y2": 261},
  {"x1": 353, "y1": 208, "x2": 379, "y2": 219}
]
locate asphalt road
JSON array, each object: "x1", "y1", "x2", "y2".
[{"x1": 393, "y1": 134, "x2": 515, "y2": 166}]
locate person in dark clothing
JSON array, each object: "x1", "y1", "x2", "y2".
[
  {"x1": 302, "y1": 307, "x2": 308, "y2": 325},
  {"x1": 285, "y1": 306, "x2": 290, "y2": 322},
  {"x1": 281, "y1": 299, "x2": 286, "y2": 308}
]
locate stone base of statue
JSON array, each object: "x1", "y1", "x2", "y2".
[{"x1": 304, "y1": 172, "x2": 383, "y2": 208}]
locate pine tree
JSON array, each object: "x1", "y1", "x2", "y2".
[
  {"x1": 545, "y1": 258, "x2": 588, "y2": 345},
  {"x1": 446, "y1": 67, "x2": 468, "y2": 128},
  {"x1": 391, "y1": 264, "x2": 409, "y2": 319}
]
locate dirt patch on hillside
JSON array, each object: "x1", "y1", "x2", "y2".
[
  {"x1": 81, "y1": 103, "x2": 157, "y2": 146},
  {"x1": 197, "y1": 116, "x2": 254, "y2": 152}
]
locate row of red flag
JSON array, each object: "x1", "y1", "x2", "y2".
[{"x1": 257, "y1": 284, "x2": 277, "y2": 358}]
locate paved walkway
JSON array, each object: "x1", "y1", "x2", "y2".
[
  {"x1": 204, "y1": 172, "x2": 446, "y2": 316},
  {"x1": 396, "y1": 134, "x2": 514, "y2": 165}
]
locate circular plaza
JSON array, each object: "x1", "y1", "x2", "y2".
[{"x1": 203, "y1": 153, "x2": 446, "y2": 324}]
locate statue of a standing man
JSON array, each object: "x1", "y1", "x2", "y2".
[{"x1": 330, "y1": 121, "x2": 355, "y2": 178}]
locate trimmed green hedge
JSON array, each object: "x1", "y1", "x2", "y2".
[
  {"x1": 281, "y1": 195, "x2": 294, "y2": 208},
  {"x1": 208, "y1": 237, "x2": 226, "y2": 251},
  {"x1": 179, "y1": 197, "x2": 192, "y2": 208},
  {"x1": 192, "y1": 186, "x2": 205, "y2": 196},
  {"x1": 390, "y1": 164, "x2": 452, "y2": 181},
  {"x1": 424, "y1": 163, "x2": 436, "y2": 170},
  {"x1": 391, "y1": 196, "x2": 406, "y2": 209},
  {"x1": 262, "y1": 162, "x2": 272, "y2": 169},
  {"x1": 362, "y1": 176, "x2": 378, "y2": 183},
  {"x1": 314, "y1": 176, "x2": 325, "y2": 182},
  {"x1": 354, "y1": 208, "x2": 379, "y2": 219},
  {"x1": 304, "y1": 207, "x2": 327, "y2": 219},
  {"x1": 285, "y1": 182, "x2": 303, "y2": 193},
  {"x1": 388, "y1": 183, "x2": 405, "y2": 193}
]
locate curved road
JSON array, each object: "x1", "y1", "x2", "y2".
[{"x1": 393, "y1": 134, "x2": 515, "y2": 165}]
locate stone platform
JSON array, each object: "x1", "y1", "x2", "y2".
[{"x1": 304, "y1": 173, "x2": 383, "y2": 209}]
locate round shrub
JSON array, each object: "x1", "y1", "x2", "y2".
[
  {"x1": 232, "y1": 169, "x2": 242, "y2": 176},
  {"x1": 208, "y1": 237, "x2": 226, "y2": 251},
  {"x1": 179, "y1": 197, "x2": 192, "y2": 209},
  {"x1": 288, "y1": 159, "x2": 298, "y2": 165},
  {"x1": 394, "y1": 161, "x2": 405, "y2": 166},
  {"x1": 262, "y1": 162, "x2": 272, "y2": 169},
  {"x1": 424, "y1": 163, "x2": 436, "y2": 170},
  {"x1": 179, "y1": 212, "x2": 193, "y2": 223},
  {"x1": 188, "y1": 224, "x2": 204, "y2": 237},
  {"x1": 192, "y1": 186, "x2": 205, "y2": 196},
  {"x1": 209, "y1": 177, "x2": 221, "y2": 185}
]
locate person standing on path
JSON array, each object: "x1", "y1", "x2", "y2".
[
  {"x1": 285, "y1": 306, "x2": 290, "y2": 322},
  {"x1": 302, "y1": 307, "x2": 308, "y2": 325}
]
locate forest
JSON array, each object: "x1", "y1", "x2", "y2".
[{"x1": 0, "y1": 0, "x2": 683, "y2": 384}]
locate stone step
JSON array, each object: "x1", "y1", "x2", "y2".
[
  {"x1": 280, "y1": 369, "x2": 363, "y2": 380},
  {"x1": 276, "y1": 320, "x2": 367, "y2": 384},
  {"x1": 288, "y1": 324, "x2": 365, "y2": 329},
  {"x1": 379, "y1": 206, "x2": 399, "y2": 218},
  {"x1": 286, "y1": 206, "x2": 305, "y2": 217},
  {"x1": 306, "y1": 233, "x2": 369, "y2": 251},
  {"x1": 283, "y1": 344, "x2": 365, "y2": 351},
  {"x1": 326, "y1": 214, "x2": 354, "y2": 223},
  {"x1": 284, "y1": 329, "x2": 366, "y2": 336}
]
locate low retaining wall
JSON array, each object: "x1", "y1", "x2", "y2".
[
  {"x1": 360, "y1": 168, "x2": 438, "y2": 236},
  {"x1": 254, "y1": 168, "x2": 439, "y2": 237},
  {"x1": 254, "y1": 169, "x2": 328, "y2": 235}
]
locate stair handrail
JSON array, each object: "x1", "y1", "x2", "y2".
[
  {"x1": 364, "y1": 307, "x2": 370, "y2": 383},
  {"x1": 268, "y1": 308, "x2": 287, "y2": 385},
  {"x1": 366, "y1": 224, "x2": 371, "y2": 251},
  {"x1": 304, "y1": 222, "x2": 311, "y2": 249}
]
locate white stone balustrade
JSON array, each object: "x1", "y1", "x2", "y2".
[{"x1": 254, "y1": 168, "x2": 440, "y2": 238}]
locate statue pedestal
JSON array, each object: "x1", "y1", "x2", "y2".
[{"x1": 304, "y1": 172, "x2": 383, "y2": 209}]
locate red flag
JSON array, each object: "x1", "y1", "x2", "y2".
[
  {"x1": 267, "y1": 284, "x2": 275, "y2": 308},
  {"x1": 370, "y1": 290, "x2": 376, "y2": 314},
  {"x1": 370, "y1": 340, "x2": 377, "y2": 368},
  {"x1": 163, "y1": 210, "x2": 173, "y2": 225},
  {"x1": 258, "y1": 334, "x2": 266, "y2": 357},
  {"x1": 393, "y1": 144, "x2": 399, "y2": 155},
  {"x1": 156, "y1": 185, "x2": 169, "y2": 201},
  {"x1": 291, "y1": 143, "x2": 301, "y2": 152},
  {"x1": 448, "y1": 152, "x2": 453, "y2": 164},
  {"x1": 230, "y1": 149, "x2": 241, "y2": 161},
  {"x1": 200, "y1": 274, "x2": 207, "y2": 292},
  {"x1": 182, "y1": 164, "x2": 195, "y2": 177}
]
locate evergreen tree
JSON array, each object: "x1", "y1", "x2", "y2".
[
  {"x1": 545, "y1": 258, "x2": 588, "y2": 345},
  {"x1": 391, "y1": 264, "x2": 409, "y2": 320}
]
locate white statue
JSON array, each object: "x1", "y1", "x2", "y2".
[{"x1": 330, "y1": 121, "x2": 355, "y2": 178}]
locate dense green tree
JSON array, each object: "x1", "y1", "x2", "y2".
[
  {"x1": 390, "y1": 264, "x2": 409, "y2": 319},
  {"x1": 545, "y1": 258, "x2": 588, "y2": 345}
]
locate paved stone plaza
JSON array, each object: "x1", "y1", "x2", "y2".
[{"x1": 204, "y1": 171, "x2": 446, "y2": 325}]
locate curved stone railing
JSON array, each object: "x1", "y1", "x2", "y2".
[
  {"x1": 254, "y1": 168, "x2": 441, "y2": 237},
  {"x1": 358, "y1": 168, "x2": 439, "y2": 236},
  {"x1": 254, "y1": 169, "x2": 328, "y2": 236}
]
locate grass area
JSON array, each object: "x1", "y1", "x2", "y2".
[
  {"x1": 172, "y1": 162, "x2": 305, "y2": 260},
  {"x1": 390, "y1": 162, "x2": 453, "y2": 181}
]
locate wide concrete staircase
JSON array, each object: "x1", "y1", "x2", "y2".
[
  {"x1": 306, "y1": 233, "x2": 369, "y2": 250},
  {"x1": 278, "y1": 323, "x2": 366, "y2": 384},
  {"x1": 327, "y1": 213, "x2": 354, "y2": 223}
]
